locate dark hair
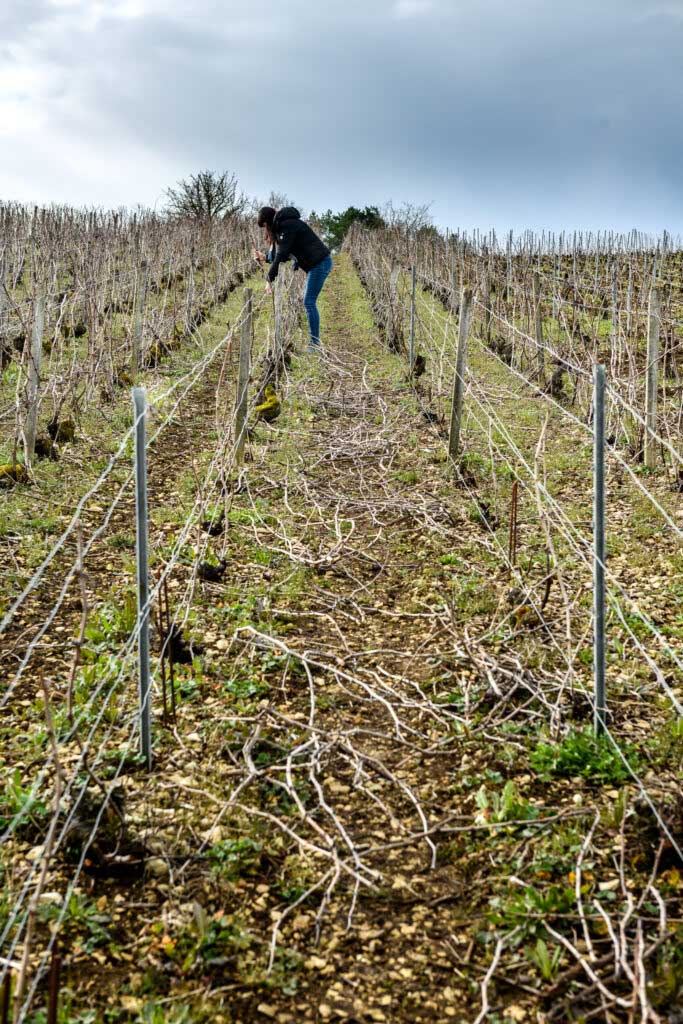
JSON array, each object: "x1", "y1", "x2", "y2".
[{"x1": 257, "y1": 206, "x2": 276, "y2": 228}]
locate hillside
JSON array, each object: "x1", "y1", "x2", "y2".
[{"x1": 1, "y1": 239, "x2": 682, "y2": 1024}]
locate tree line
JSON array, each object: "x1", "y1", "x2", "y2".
[{"x1": 165, "y1": 170, "x2": 433, "y2": 249}]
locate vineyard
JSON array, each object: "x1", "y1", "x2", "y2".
[{"x1": 1, "y1": 207, "x2": 682, "y2": 1024}]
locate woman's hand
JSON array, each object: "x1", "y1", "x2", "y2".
[
  {"x1": 265, "y1": 280, "x2": 273, "y2": 295},
  {"x1": 253, "y1": 248, "x2": 265, "y2": 264}
]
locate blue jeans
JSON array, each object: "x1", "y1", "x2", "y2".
[{"x1": 303, "y1": 255, "x2": 333, "y2": 347}]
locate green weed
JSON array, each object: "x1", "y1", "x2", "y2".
[
  {"x1": 38, "y1": 892, "x2": 112, "y2": 954},
  {"x1": 526, "y1": 937, "x2": 563, "y2": 981},
  {"x1": 171, "y1": 904, "x2": 253, "y2": 974},
  {"x1": 107, "y1": 531, "x2": 136, "y2": 551},
  {"x1": 394, "y1": 469, "x2": 419, "y2": 485},
  {"x1": 84, "y1": 591, "x2": 137, "y2": 652},
  {"x1": 26, "y1": 513, "x2": 61, "y2": 535},
  {"x1": 440, "y1": 553, "x2": 461, "y2": 566},
  {"x1": 649, "y1": 929, "x2": 683, "y2": 1010},
  {"x1": 208, "y1": 838, "x2": 262, "y2": 880},
  {"x1": 0, "y1": 769, "x2": 47, "y2": 833},
  {"x1": 27, "y1": 1001, "x2": 97, "y2": 1024},
  {"x1": 137, "y1": 1006, "x2": 192, "y2": 1024},
  {"x1": 531, "y1": 728, "x2": 637, "y2": 784},
  {"x1": 475, "y1": 780, "x2": 540, "y2": 826},
  {"x1": 222, "y1": 670, "x2": 269, "y2": 701},
  {"x1": 489, "y1": 883, "x2": 574, "y2": 944},
  {"x1": 259, "y1": 946, "x2": 303, "y2": 996},
  {"x1": 648, "y1": 718, "x2": 683, "y2": 769}
]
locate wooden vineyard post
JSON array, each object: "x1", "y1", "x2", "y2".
[
  {"x1": 0, "y1": 256, "x2": 6, "y2": 366},
  {"x1": 644, "y1": 286, "x2": 661, "y2": 469},
  {"x1": 448, "y1": 288, "x2": 473, "y2": 462},
  {"x1": 132, "y1": 260, "x2": 149, "y2": 371},
  {"x1": 214, "y1": 250, "x2": 221, "y2": 305},
  {"x1": 626, "y1": 262, "x2": 633, "y2": 336},
  {"x1": 235, "y1": 289, "x2": 253, "y2": 466},
  {"x1": 132, "y1": 387, "x2": 152, "y2": 769},
  {"x1": 532, "y1": 271, "x2": 544, "y2": 381},
  {"x1": 482, "y1": 272, "x2": 491, "y2": 346},
  {"x1": 185, "y1": 249, "x2": 195, "y2": 331},
  {"x1": 611, "y1": 260, "x2": 619, "y2": 348},
  {"x1": 409, "y1": 264, "x2": 416, "y2": 371},
  {"x1": 387, "y1": 265, "x2": 401, "y2": 350},
  {"x1": 593, "y1": 364, "x2": 607, "y2": 735},
  {"x1": 24, "y1": 286, "x2": 45, "y2": 467},
  {"x1": 450, "y1": 256, "x2": 459, "y2": 313}
]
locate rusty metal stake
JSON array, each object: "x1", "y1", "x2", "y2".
[{"x1": 47, "y1": 948, "x2": 62, "y2": 1024}]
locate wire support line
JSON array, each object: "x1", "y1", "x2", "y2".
[
  {"x1": 2, "y1": 286, "x2": 269, "y2": 710},
  {"x1": 0, "y1": 287, "x2": 262, "y2": 640},
  {"x1": 404, "y1": 330, "x2": 683, "y2": 871},
  {"x1": 0, "y1": 366, "x2": 272, "y2": 991},
  {"x1": 1, "y1": 282, "x2": 297, "y2": 997},
  {"x1": 413, "y1": 284, "x2": 683, "y2": 536},
  {"x1": 395, "y1": 307, "x2": 683, "y2": 870},
  {"x1": 412, "y1": 289, "x2": 683, "y2": 719}
]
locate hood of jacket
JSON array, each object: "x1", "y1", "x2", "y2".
[{"x1": 273, "y1": 207, "x2": 301, "y2": 229}]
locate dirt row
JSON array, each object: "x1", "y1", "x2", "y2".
[{"x1": 2, "y1": 254, "x2": 681, "y2": 1024}]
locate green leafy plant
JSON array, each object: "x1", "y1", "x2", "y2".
[
  {"x1": 531, "y1": 728, "x2": 637, "y2": 784},
  {"x1": 527, "y1": 827, "x2": 584, "y2": 883},
  {"x1": 648, "y1": 718, "x2": 683, "y2": 769},
  {"x1": 27, "y1": 514, "x2": 60, "y2": 535},
  {"x1": 467, "y1": 501, "x2": 487, "y2": 526},
  {"x1": 649, "y1": 929, "x2": 683, "y2": 1010},
  {"x1": 251, "y1": 545, "x2": 275, "y2": 565},
  {"x1": 222, "y1": 671, "x2": 269, "y2": 701},
  {"x1": 602, "y1": 787, "x2": 629, "y2": 829},
  {"x1": 394, "y1": 469, "x2": 419, "y2": 485},
  {"x1": 526, "y1": 937, "x2": 563, "y2": 981},
  {"x1": 138, "y1": 1006, "x2": 192, "y2": 1024},
  {"x1": 489, "y1": 883, "x2": 575, "y2": 944},
  {"x1": 70, "y1": 660, "x2": 124, "y2": 725},
  {"x1": 475, "y1": 780, "x2": 540, "y2": 826},
  {"x1": 208, "y1": 838, "x2": 262, "y2": 880},
  {"x1": 27, "y1": 1002, "x2": 97, "y2": 1024},
  {"x1": 38, "y1": 893, "x2": 112, "y2": 954},
  {"x1": 261, "y1": 946, "x2": 303, "y2": 996},
  {"x1": 440, "y1": 553, "x2": 461, "y2": 566},
  {"x1": 173, "y1": 905, "x2": 253, "y2": 973},
  {"x1": 106, "y1": 531, "x2": 136, "y2": 551},
  {"x1": 0, "y1": 769, "x2": 47, "y2": 833},
  {"x1": 84, "y1": 591, "x2": 137, "y2": 652}
]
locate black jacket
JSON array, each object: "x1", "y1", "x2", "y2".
[{"x1": 267, "y1": 207, "x2": 330, "y2": 282}]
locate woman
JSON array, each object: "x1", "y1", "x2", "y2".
[{"x1": 253, "y1": 206, "x2": 332, "y2": 351}]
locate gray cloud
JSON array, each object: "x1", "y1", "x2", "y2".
[{"x1": 1, "y1": 0, "x2": 682, "y2": 231}]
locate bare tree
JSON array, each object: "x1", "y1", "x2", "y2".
[
  {"x1": 248, "y1": 191, "x2": 304, "y2": 218},
  {"x1": 382, "y1": 200, "x2": 433, "y2": 233},
  {"x1": 165, "y1": 170, "x2": 247, "y2": 220}
]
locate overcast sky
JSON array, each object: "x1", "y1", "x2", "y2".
[{"x1": 1, "y1": 0, "x2": 682, "y2": 233}]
